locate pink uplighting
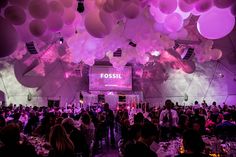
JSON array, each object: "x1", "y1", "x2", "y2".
[{"x1": 1, "y1": 1, "x2": 236, "y2": 157}]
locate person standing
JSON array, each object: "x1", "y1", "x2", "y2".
[
  {"x1": 104, "y1": 103, "x2": 115, "y2": 148},
  {"x1": 159, "y1": 100, "x2": 179, "y2": 140}
]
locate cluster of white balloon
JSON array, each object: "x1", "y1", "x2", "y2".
[
  {"x1": 149, "y1": 0, "x2": 235, "y2": 65},
  {"x1": 0, "y1": 0, "x2": 77, "y2": 57},
  {"x1": 0, "y1": 0, "x2": 236, "y2": 75}
]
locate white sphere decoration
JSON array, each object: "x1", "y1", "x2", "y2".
[
  {"x1": 49, "y1": 1, "x2": 64, "y2": 15},
  {"x1": 28, "y1": 0, "x2": 50, "y2": 19},
  {"x1": 29, "y1": 19, "x2": 47, "y2": 37},
  {"x1": 123, "y1": 2, "x2": 140, "y2": 19},
  {"x1": 159, "y1": 0, "x2": 177, "y2": 14},
  {"x1": 85, "y1": 10, "x2": 110, "y2": 38},
  {"x1": 195, "y1": 0, "x2": 213, "y2": 12},
  {"x1": 174, "y1": 7, "x2": 191, "y2": 19},
  {"x1": 0, "y1": 17, "x2": 19, "y2": 57},
  {"x1": 150, "y1": 5, "x2": 167, "y2": 23},
  {"x1": 164, "y1": 13, "x2": 183, "y2": 32},
  {"x1": 197, "y1": 7, "x2": 235, "y2": 39},
  {"x1": 179, "y1": 0, "x2": 194, "y2": 12},
  {"x1": 103, "y1": 0, "x2": 122, "y2": 12},
  {"x1": 4, "y1": 5, "x2": 26, "y2": 25},
  {"x1": 210, "y1": 49, "x2": 222, "y2": 60},
  {"x1": 181, "y1": 61, "x2": 196, "y2": 74},
  {"x1": 8, "y1": 0, "x2": 30, "y2": 8}
]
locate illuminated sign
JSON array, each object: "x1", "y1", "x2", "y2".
[{"x1": 100, "y1": 73, "x2": 122, "y2": 79}]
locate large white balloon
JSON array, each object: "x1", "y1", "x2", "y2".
[
  {"x1": 164, "y1": 13, "x2": 183, "y2": 32},
  {"x1": 210, "y1": 49, "x2": 222, "y2": 60},
  {"x1": 4, "y1": 6, "x2": 26, "y2": 25},
  {"x1": 0, "y1": 17, "x2": 19, "y2": 58},
  {"x1": 174, "y1": 7, "x2": 191, "y2": 19},
  {"x1": 183, "y1": 0, "x2": 199, "y2": 4},
  {"x1": 159, "y1": 0, "x2": 177, "y2": 14},
  {"x1": 84, "y1": 10, "x2": 110, "y2": 38},
  {"x1": 99, "y1": 10, "x2": 114, "y2": 34},
  {"x1": 46, "y1": 13, "x2": 64, "y2": 32},
  {"x1": 181, "y1": 61, "x2": 196, "y2": 74},
  {"x1": 179, "y1": 0, "x2": 194, "y2": 12},
  {"x1": 60, "y1": 0, "x2": 73, "y2": 8},
  {"x1": 123, "y1": 2, "x2": 140, "y2": 19},
  {"x1": 169, "y1": 28, "x2": 188, "y2": 40},
  {"x1": 197, "y1": 7, "x2": 235, "y2": 39},
  {"x1": 8, "y1": 0, "x2": 30, "y2": 8},
  {"x1": 16, "y1": 21, "x2": 35, "y2": 42},
  {"x1": 195, "y1": 0, "x2": 213, "y2": 12},
  {"x1": 96, "y1": 0, "x2": 106, "y2": 9},
  {"x1": 231, "y1": 3, "x2": 236, "y2": 16},
  {"x1": 49, "y1": 1, "x2": 64, "y2": 15},
  {"x1": 103, "y1": 0, "x2": 122, "y2": 12},
  {"x1": 29, "y1": 19, "x2": 47, "y2": 37},
  {"x1": 28, "y1": 0, "x2": 50, "y2": 19},
  {"x1": 214, "y1": 0, "x2": 234, "y2": 9},
  {"x1": 150, "y1": 5, "x2": 167, "y2": 23}
]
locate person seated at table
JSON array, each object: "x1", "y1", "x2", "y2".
[
  {"x1": 134, "y1": 112, "x2": 144, "y2": 125},
  {"x1": 178, "y1": 114, "x2": 190, "y2": 135},
  {"x1": 189, "y1": 108, "x2": 205, "y2": 134},
  {"x1": 0, "y1": 113, "x2": 5, "y2": 129},
  {"x1": 62, "y1": 118, "x2": 89, "y2": 157},
  {"x1": 215, "y1": 113, "x2": 236, "y2": 140},
  {"x1": 48, "y1": 124, "x2": 75, "y2": 157},
  {"x1": 176, "y1": 129, "x2": 209, "y2": 157},
  {"x1": 120, "y1": 124, "x2": 142, "y2": 156},
  {"x1": 0, "y1": 123, "x2": 37, "y2": 157},
  {"x1": 124, "y1": 123, "x2": 158, "y2": 157}
]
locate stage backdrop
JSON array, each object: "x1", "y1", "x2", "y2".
[{"x1": 89, "y1": 66, "x2": 132, "y2": 91}]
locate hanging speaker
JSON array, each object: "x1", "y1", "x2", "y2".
[
  {"x1": 181, "y1": 48, "x2": 194, "y2": 60},
  {"x1": 26, "y1": 42, "x2": 38, "y2": 54},
  {"x1": 113, "y1": 48, "x2": 122, "y2": 57}
]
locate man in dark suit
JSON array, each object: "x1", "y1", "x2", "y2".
[{"x1": 215, "y1": 113, "x2": 236, "y2": 140}]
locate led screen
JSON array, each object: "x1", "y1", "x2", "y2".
[{"x1": 89, "y1": 66, "x2": 132, "y2": 91}]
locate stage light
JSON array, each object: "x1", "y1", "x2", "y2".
[
  {"x1": 59, "y1": 38, "x2": 64, "y2": 44},
  {"x1": 77, "y1": 0, "x2": 84, "y2": 13},
  {"x1": 150, "y1": 50, "x2": 160, "y2": 57},
  {"x1": 218, "y1": 73, "x2": 224, "y2": 78}
]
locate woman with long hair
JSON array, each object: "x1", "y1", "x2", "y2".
[{"x1": 49, "y1": 124, "x2": 75, "y2": 157}]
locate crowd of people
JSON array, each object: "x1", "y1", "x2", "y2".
[
  {"x1": 0, "y1": 103, "x2": 115, "y2": 157},
  {"x1": 0, "y1": 100, "x2": 236, "y2": 157},
  {"x1": 117, "y1": 100, "x2": 236, "y2": 157}
]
